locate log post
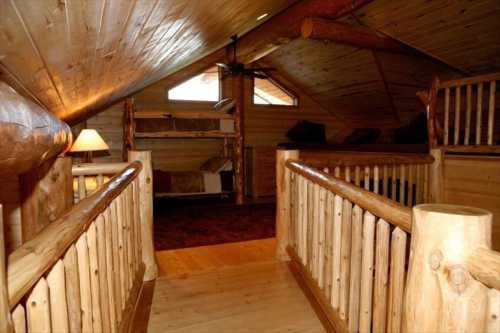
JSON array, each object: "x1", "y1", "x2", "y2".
[
  {"x1": 128, "y1": 150, "x2": 157, "y2": 281},
  {"x1": 276, "y1": 149, "x2": 299, "y2": 260},
  {"x1": 19, "y1": 156, "x2": 73, "y2": 242},
  {"x1": 233, "y1": 73, "x2": 245, "y2": 205},
  {"x1": 404, "y1": 204, "x2": 492, "y2": 333},
  {"x1": 123, "y1": 98, "x2": 135, "y2": 162},
  {"x1": 0, "y1": 205, "x2": 14, "y2": 333},
  {"x1": 428, "y1": 148, "x2": 443, "y2": 203}
]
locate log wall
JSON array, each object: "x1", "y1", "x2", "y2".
[{"x1": 443, "y1": 154, "x2": 500, "y2": 251}]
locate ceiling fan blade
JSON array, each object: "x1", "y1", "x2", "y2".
[
  {"x1": 216, "y1": 62, "x2": 231, "y2": 70},
  {"x1": 254, "y1": 67, "x2": 277, "y2": 72}
]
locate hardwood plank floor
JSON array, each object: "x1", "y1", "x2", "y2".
[{"x1": 148, "y1": 239, "x2": 325, "y2": 332}]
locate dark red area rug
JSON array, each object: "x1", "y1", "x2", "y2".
[{"x1": 153, "y1": 197, "x2": 276, "y2": 251}]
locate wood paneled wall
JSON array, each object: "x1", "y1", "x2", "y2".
[
  {"x1": 443, "y1": 154, "x2": 500, "y2": 251},
  {"x1": 79, "y1": 64, "x2": 344, "y2": 171},
  {"x1": 0, "y1": 177, "x2": 22, "y2": 253}
]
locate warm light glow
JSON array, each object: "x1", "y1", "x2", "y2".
[
  {"x1": 257, "y1": 13, "x2": 269, "y2": 21},
  {"x1": 70, "y1": 129, "x2": 109, "y2": 152}
]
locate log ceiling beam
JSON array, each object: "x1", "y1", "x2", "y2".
[
  {"x1": 236, "y1": 0, "x2": 374, "y2": 64},
  {"x1": 301, "y1": 18, "x2": 410, "y2": 54}
]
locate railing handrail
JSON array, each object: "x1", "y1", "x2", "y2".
[
  {"x1": 438, "y1": 72, "x2": 500, "y2": 89},
  {"x1": 299, "y1": 151, "x2": 434, "y2": 168},
  {"x1": 72, "y1": 162, "x2": 131, "y2": 176},
  {"x1": 7, "y1": 161, "x2": 142, "y2": 308},
  {"x1": 466, "y1": 247, "x2": 500, "y2": 291},
  {"x1": 286, "y1": 160, "x2": 412, "y2": 232}
]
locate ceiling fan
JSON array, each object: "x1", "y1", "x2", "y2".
[{"x1": 216, "y1": 35, "x2": 277, "y2": 80}]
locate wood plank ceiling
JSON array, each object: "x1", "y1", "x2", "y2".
[
  {"x1": 0, "y1": 0, "x2": 296, "y2": 123},
  {"x1": 261, "y1": 0, "x2": 500, "y2": 127}
]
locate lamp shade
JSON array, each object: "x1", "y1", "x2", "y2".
[{"x1": 70, "y1": 129, "x2": 109, "y2": 152}]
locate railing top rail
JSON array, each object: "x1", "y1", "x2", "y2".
[
  {"x1": 72, "y1": 162, "x2": 131, "y2": 176},
  {"x1": 7, "y1": 161, "x2": 142, "y2": 309},
  {"x1": 299, "y1": 151, "x2": 434, "y2": 167},
  {"x1": 438, "y1": 72, "x2": 500, "y2": 89},
  {"x1": 286, "y1": 160, "x2": 412, "y2": 232}
]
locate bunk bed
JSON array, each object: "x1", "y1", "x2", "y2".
[{"x1": 123, "y1": 101, "x2": 239, "y2": 198}]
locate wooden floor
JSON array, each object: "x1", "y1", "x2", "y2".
[{"x1": 147, "y1": 239, "x2": 325, "y2": 332}]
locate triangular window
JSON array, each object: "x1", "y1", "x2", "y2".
[
  {"x1": 167, "y1": 66, "x2": 220, "y2": 102},
  {"x1": 253, "y1": 77, "x2": 298, "y2": 106}
]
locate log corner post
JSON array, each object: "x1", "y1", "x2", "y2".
[
  {"x1": 404, "y1": 204, "x2": 492, "y2": 333},
  {"x1": 276, "y1": 149, "x2": 299, "y2": 261},
  {"x1": 123, "y1": 98, "x2": 135, "y2": 162},
  {"x1": 428, "y1": 148, "x2": 444, "y2": 203},
  {"x1": 128, "y1": 150, "x2": 158, "y2": 281},
  {"x1": 0, "y1": 205, "x2": 14, "y2": 333}
]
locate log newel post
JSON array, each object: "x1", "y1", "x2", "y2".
[
  {"x1": 276, "y1": 149, "x2": 299, "y2": 260},
  {"x1": 128, "y1": 150, "x2": 158, "y2": 281},
  {"x1": 428, "y1": 148, "x2": 443, "y2": 203},
  {"x1": 404, "y1": 204, "x2": 492, "y2": 333},
  {"x1": 0, "y1": 205, "x2": 14, "y2": 333}
]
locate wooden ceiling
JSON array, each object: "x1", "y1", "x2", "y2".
[
  {"x1": 261, "y1": 0, "x2": 499, "y2": 127},
  {"x1": 1, "y1": 0, "x2": 499, "y2": 127},
  {"x1": 0, "y1": 0, "x2": 295, "y2": 123}
]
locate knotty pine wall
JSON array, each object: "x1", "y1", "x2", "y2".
[{"x1": 77, "y1": 69, "x2": 346, "y2": 171}]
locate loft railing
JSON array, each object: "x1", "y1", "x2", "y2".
[
  {"x1": 72, "y1": 162, "x2": 130, "y2": 202},
  {"x1": 297, "y1": 150, "x2": 434, "y2": 207},
  {"x1": 0, "y1": 151, "x2": 157, "y2": 333},
  {"x1": 276, "y1": 149, "x2": 500, "y2": 332},
  {"x1": 419, "y1": 73, "x2": 499, "y2": 153}
]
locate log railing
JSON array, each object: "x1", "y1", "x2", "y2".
[
  {"x1": 420, "y1": 73, "x2": 499, "y2": 153},
  {"x1": 276, "y1": 150, "x2": 500, "y2": 332},
  {"x1": 1, "y1": 151, "x2": 157, "y2": 332},
  {"x1": 72, "y1": 162, "x2": 130, "y2": 202},
  {"x1": 298, "y1": 151, "x2": 435, "y2": 207}
]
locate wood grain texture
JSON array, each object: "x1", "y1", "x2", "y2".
[
  {"x1": 7, "y1": 162, "x2": 141, "y2": 308},
  {"x1": 0, "y1": 0, "x2": 295, "y2": 123}
]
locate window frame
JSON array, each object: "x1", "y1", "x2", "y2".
[
  {"x1": 166, "y1": 65, "x2": 222, "y2": 104},
  {"x1": 251, "y1": 74, "x2": 299, "y2": 108}
]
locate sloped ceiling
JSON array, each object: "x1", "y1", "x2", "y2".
[
  {"x1": 0, "y1": 0, "x2": 295, "y2": 123},
  {"x1": 1, "y1": 0, "x2": 499, "y2": 127},
  {"x1": 261, "y1": 0, "x2": 500, "y2": 127}
]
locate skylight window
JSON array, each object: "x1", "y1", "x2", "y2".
[
  {"x1": 167, "y1": 66, "x2": 220, "y2": 102},
  {"x1": 253, "y1": 77, "x2": 297, "y2": 106}
]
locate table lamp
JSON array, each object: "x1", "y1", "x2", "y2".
[{"x1": 70, "y1": 129, "x2": 109, "y2": 162}]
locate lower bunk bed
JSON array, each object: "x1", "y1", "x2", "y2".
[{"x1": 153, "y1": 157, "x2": 233, "y2": 198}]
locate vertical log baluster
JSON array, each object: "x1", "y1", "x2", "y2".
[
  {"x1": 331, "y1": 194, "x2": 343, "y2": 310},
  {"x1": 488, "y1": 80, "x2": 496, "y2": 145},
  {"x1": 87, "y1": 223, "x2": 103, "y2": 333},
  {"x1": 78, "y1": 175, "x2": 86, "y2": 202},
  {"x1": 317, "y1": 188, "x2": 326, "y2": 288},
  {"x1": 301, "y1": 178, "x2": 308, "y2": 265},
  {"x1": 307, "y1": 181, "x2": 314, "y2": 270},
  {"x1": 383, "y1": 165, "x2": 388, "y2": 198},
  {"x1": 373, "y1": 219, "x2": 390, "y2": 333},
  {"x1": 0, "y1": 205, "x2": 13, "y2": 333},
  {"x1": 104, "y1": 208, "x2": 118, "y2": 333},
  {"x1": 12, "y1": 305, "x2": 26, "y2": 333},
  {"x1": 364, "y1": 166, "x2": 370, "y2": 191},
  {"x1": 408, "y1": 165, "x2": 414, "y2": 207},
  {"x1": 46, "y1": 260, "x2": 69, "y2": 333},
  {"x1": 355, "y1": 166, "x2": 361, "y2": 187},
  {"x1": 76, "y1": 234, "x2": 93, "y2": 332},
  {"x1": 27, "y1": 278, "x2": 51, "y2": 333},
  {"x1": 373, "y1": 165, "x2": 379, "y2": 194},
  {"x1": 476, "y1": 83, "x2": 483, "y2": 145},
  {"x1": 63, "y1": 245, "x2": 81, "y2": 333},
  {"x1": 454, "y1": 86, "x2": 461, "y2": 145},
  {"x1": 348, "y1": 205, "x2": 363, "y2": 332},
  {"x1": 311, "y1": 184, "x2": 319, "y2": 278},
  {"x1": 387, "y1": 228, "x2": 407, "y2": 333},
  {"x1": 359, "y1": 212, "x2": 375, "y2": 333},
  {"x1": 465, "y1": 84, "x2": 472, "y2": 145},
  {"x1": 96, "y1": 215, "x2": 111, "y2": 333},
  {"x1": 324, "y1": 191, "x2": 334, "y2": 300},
  {"x1": 339, "y1": 199, "x2": 353, "y2": 320},
  {"x1": 111, "y1": 200, "x2": 123, "y2": 316},
  {"x1": 444, "y1": 87, "x2": 450, "y2": 145},
  {"x1": 391, "y1": 166, "x2": 397, "y2": 201},
  {"x1": 399, "y1": 165, "x2": 406, "y2": 206}
]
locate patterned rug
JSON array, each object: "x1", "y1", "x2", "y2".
[{"x1": 153, "y1": 197, "x2": 276, "y2": 251}]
